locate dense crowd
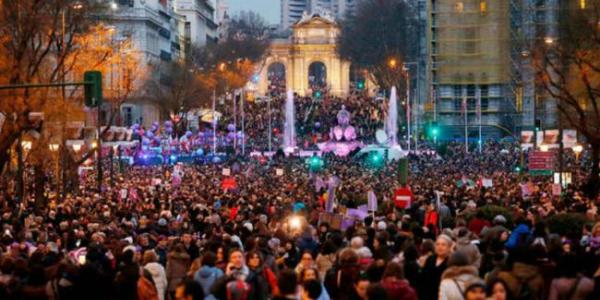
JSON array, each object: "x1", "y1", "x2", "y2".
[
  {"x1": 212, "y1": 92, "x2": 384, "y2": 151},
  {"x1": 1, "y1": 117, "x2": 599, "y2": 300}
]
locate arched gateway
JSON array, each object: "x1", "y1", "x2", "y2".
[{"x1": 258, "y1": 13, "x2": 350, "y2": 97}]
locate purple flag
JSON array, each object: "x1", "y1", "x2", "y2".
[
  {"x1": 315, "y1": 176, "x2": 325, "y2": 192},
  {"x1": 325, "y1": 185, "x2": 335, "y2": 213},
  {"x1": 367, "y1": 190, "x2": 377, "y2": 212}
]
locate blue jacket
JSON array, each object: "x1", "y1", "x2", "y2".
[
  {"x1": 505, "y1": 224, "x2": 531, "y2": 249},
  {"x1": 194, "y1": 266, "x2": 224, "y2": 300}
]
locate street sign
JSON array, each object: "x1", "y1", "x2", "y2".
[
  {"x1": 528, "y1": 151, "x2": 554, "y2": 175},
  {"x1": 394, "y1": 187, "x2": 413, "y2": 209}
]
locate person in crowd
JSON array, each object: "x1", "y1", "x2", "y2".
[
  {"x1": 324, "y1": 248, "x2": 361, "y2": 300},
  {"x1": 296, "y1": 251, "x2": 317, "y2": 275},
  {"x1": 497, "y1": 247, "x2": 545, "y2": 300},
  {"x1": 167, "y1": 242, "x2": 193, "y2": 299},
  {"x1": 245, "y1": 250, "x2": 277, "y2": 300},
  {"x1": 486, "y1": 278, "x2": 511, "y2": 300},
  {"x1": 302, "y1": 279, "x2": 323, "y2": 300},
  {"x1": 463, "y1": 280, "x2": 487, "y2": 300},
  {"x1": 143, "y1": 250, "x2": 168, "y2": 300},
  {"x1": 175, "y1": 279, "x2": 205, "y2": 300},
  {"x1": 273, "y1": 269, "x2": 298, "y2": 300},
  {"x1": 379, "y1": 262, "x2": 417, "y2": 300},
  {"x1": 547, "y1": 253, "x2": 594, "y2": 300},
  {"x1": 419, "y1": 234, "x2": 453, "y2": 300},
  {"x1": 299, "y1": 267, "x2": 330, "y2": 300},
  {"x1": 439, "y1": 250, "x2": 481, "y2": 300},
  {"x1": 193, "y1": 252, "x2": 224, "y2": 300}
]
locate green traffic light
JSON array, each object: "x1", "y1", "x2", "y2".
[
  {"x1": 308, "y1": 156, "x2": 324, "y2": 171},
  {"x1": 431, "y1": 128, "x2": 439, "y2": 136},
  {"x1": 515, "y1": 166, "x2": 522, "y2": 172},
  {"x1": 357, "y1": 81, "x2": 364, "y2": 90}
]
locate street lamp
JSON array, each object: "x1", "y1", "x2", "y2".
[
  {"x1": 91, "y1": 141, "x2": 98, "y2": 149},
  {"x1": 21, "y1": 141, "x2": 32, "y2": 151},
  {"x1": 388, "y1": 58, "x2": 397, "y2": 69},
  {"x1": 49, "y1": 143, "x2": 60, "y2": 152},
  {"x1": 573, "y1": 144, "x2": 583, "y2": 162},
  {"x1": 544, "y1": 37, "x2": 554, "y2": 45},
  {"x1": 540, "y1": 144, "x2": 549, "y2": 152},
  {"x1": 72, "y1": 143, "x2": 82, "y2": 152},
  {"x1": 110, "y1": 1, "x2": 118, "y2": 10}
]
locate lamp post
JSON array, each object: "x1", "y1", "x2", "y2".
[
  {"x1": 49, "y1": 143, "x2": 60, "y2": 194},
  {"x1": 540, "y1": 144, "x2": 549, "y2": 152}
]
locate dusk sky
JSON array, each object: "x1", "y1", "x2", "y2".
[{"x1": 228, "y1": 0, "x2": 281, "y2": 25}]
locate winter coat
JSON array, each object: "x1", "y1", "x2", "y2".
[
  {"x1": 439, "y1": 265, "x2": 480, "y2": 300},
  {"x1": 194, "y1": 266, "x2": 224, "y2": 300},
  {"x1": 166, "y1": 251, "x2": 191, "y2": 293},
  {"x1": 144, "y1": 262, "x2": 168, "y2": 300},
  {"x1": 246, "y1": 267, "x2": 270, "y2": 300},
  {"x1": 380, "y1": 278, "x2": 418, "y2": 300},
  {"x1": 455, "y1": 237, "x2": 482, "y2": 268},
  {"x1": 497, "y1": 262, "x2": 545, "y2": 300},
  {"x1": 548, "y1": 276, "x2": 594, "y2": 300},
  {"x1": 418, "y1": 255, "x2": 448, "y2": 300},
  {"x1": 324, "y1": 263, "x2": 361, "y2": 300}
]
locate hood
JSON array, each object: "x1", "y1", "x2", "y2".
[
  {"x1": 198, "y1": 266, "x2": 220, "y2": 278},
  {"x1": 511, "y1": 262, "x2": 539, "y2": 281},
  {"x1": 441, "y1": 265, "x2": 479, "y2": 280}
]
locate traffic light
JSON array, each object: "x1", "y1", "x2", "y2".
[
  {"x1": 84, "y1": 70, "x2": 103, "y2": 107},
  {"x1": 357, "y1": 80, "x2": 365, "y2": 90},
  {"x1": 428, "y1": 121, "x2": 440, "y2": 139},
  {"x1": 515, "y1": 165, "x2": 522, "y2": 173},
  {"x1": 366, "y1": 151, "x2": 384, "y2": 169},
  {"x1": 308, "y1": 156, "x2": 324, "y2": 172},
  {"x1": 314, "y1": 91, "x2": 322, "y2": 99}
]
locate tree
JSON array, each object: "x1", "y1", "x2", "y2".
[
  {"x1": 337, "y1": 0, "x2": 418, "y2": 91},
  {"x1": 535, "y1": 2, "x2": 600, "y2": 197},
  {"x1": 0, "y1": 1, "x2": 142, "y2": 200},
  {"x1": 192, "y1": 11, "x2": 270, "y2": 94},
  {"x1": 144, "y1": 60, "x2": 215, "y2": 132}
]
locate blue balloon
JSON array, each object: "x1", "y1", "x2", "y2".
[
  {"x1": 227, "y1": 124, "x2": 235, "y2": 132},
  {"x1": 315, "y1": 122, "x2": 321, "y2": 129}
]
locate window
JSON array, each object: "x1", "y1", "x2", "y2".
[
  {"x1": 480, "y1": 1, "x2": 487, "y2": 13},
  {"x1": 147, "y1": 32, "x2": 158, "y2": 53}
]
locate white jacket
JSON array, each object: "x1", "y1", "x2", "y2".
[{"x1": 145, "y1": 262, "x2": 168, "y2": 300}]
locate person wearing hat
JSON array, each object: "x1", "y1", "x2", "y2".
[{"x1": 439, "y1": 250, "x2": 481, "y2": 300}]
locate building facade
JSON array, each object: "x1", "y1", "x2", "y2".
[
  {"x1": 427, "y1": 0, "x2": 513, "y2": 140},
  {"x1": 281, "y1": 0, "x2": 361, "y2": 29},
  {"x1": 174, "y1": 0, "x2": 218, "y2": 47}
]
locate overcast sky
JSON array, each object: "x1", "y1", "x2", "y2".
[{"x1": 228, "y1": 0, "x2": 280, "y2": 25}]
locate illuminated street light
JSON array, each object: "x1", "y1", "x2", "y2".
[
  {"x1": 573, "y1": 144, "x2": 583, "y2": 161},
  {"x1": 72, "y1": 2, "x2": 83, "y2": 10},
  {"x1": 218, "y1": 62, "x2": 226, "y2": 72},
  {"x1": 49, "y1": 143, "x2": 60, "y2": 152},
  {"x1": 540, "y1": 144, "x2": 549, "y2": 152},
  {"x1": 388, "y1": 58, "x2": 397, "y2": 69},
  {"x1": 72, "y1": 144, "x2": 82, "y2": 152},
  {"x1": 21, "y1": 141, "x2": 32, "y2": 151},
  {"x1": 544, "y1": 37, "x2": 554, "y2": 45},
  {"x1": 91, "y1": 141, "x2": 98, "y2": 149},
  {"x1": 110, "y1": 1, "x2": 118, "y2": 10}
]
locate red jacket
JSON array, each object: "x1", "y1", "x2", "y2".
[{"x1": 380, "y1": 278, "x2": 418, "y2": 300}]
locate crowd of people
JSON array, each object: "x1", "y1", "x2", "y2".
[
  {"x1": 210, "y1": 91, "x2": 385, "y2": 151},
  {"x1": 1, "y1": 93, "x2": 599, "y2": 300}
]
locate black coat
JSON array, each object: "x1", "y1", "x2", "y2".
[{"x1": 418, "y1": 255, "x2": 447, "y2": 300}]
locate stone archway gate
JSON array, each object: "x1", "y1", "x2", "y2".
[{"x1": 257, "y1": 14, "x2": 350, "y2": 97}]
